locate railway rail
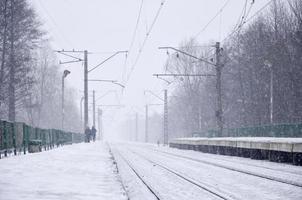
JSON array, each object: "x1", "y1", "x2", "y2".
[
  {"x1": 139, "y1": 146, "x2": 302, "y2": 188},
  {"x1": 113, "y1": 147, "x2": 161, "y2": 200},
  {"x1": 112, "y1": 145, "x2": 238, "y2": 200}
]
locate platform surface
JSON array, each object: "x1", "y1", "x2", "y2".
[
  {"x1": 0, "y1": 142, "x2": 127, "y2": 200},
  {"x1": 170, "y1": 137, "x2": 302, "y2": 152}
]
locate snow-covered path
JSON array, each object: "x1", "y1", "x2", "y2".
[
  {"x1": 111, "y1": 143, "x2": 302, "y2": 200},
  {"x1": 0, "y1": 142, "x2": 127, "y2": 200}
]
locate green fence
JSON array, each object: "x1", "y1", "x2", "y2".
[
  {"x1": 0, "y1": 120, "x2": 85, "y2": 158},
  {"x1": 193, "y1": 123, "x2": 302, "y2": 138}
]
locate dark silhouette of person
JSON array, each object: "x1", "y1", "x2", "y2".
[
  {"x1": 91, "y1": 126, "x2": 97, "y2": 142},
  {"x1": 85, "y1": 126, "x2": 91, "y2": 143}
]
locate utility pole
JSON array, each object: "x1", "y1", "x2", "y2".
[
  {"x1": 158, "y1": 45, "x2": 224, "y2": 137},
  {"x1": 135, "y1": 113, "x2": 138, "y2": 141},
  {"x1": 93, "y1": 90, "x2": 96, "y2": 127},
  {"x1": 56, "y1": 49, "x2": 127, "y2": 133},
  {"x1": 144, "y1": 90, "x2": 166, "y2": 143},
  {"x1": 145, "y1": 105, "x2": 148, "y2": 142},
  {"x1": 215, "y1": 42, "x2": 223, "y2": 136},
  {"x1": 84, "y1": 50, "x2": 89, "y2": 129},
  {"x1": 164, "y1": 89, "x2": 168, "y2": 145}
]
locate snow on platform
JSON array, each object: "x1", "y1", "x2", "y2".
[
  {"x1": 171, "y1": 137, "x2": 302, "y2": 152},
  {"x1": 0, "y1": 142, "x2": 127, "y2": 200}
]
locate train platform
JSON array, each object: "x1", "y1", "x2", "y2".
[
  {"x1": 169, "y1": 137, "x2": 302, "y2": 165},
  {"x1": 0, "y1": 142, "x2": 127, "y2": 200}
]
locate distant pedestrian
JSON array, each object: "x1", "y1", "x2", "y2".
[
  {"x1": 91, "y1": 126, "x2": 97, "y2": 142},
  {"x1": 85, "y1": 126, "x2": 91, "y2": 143}
]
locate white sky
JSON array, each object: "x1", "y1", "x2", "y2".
[{"x1": 30, "y1": 0, "x2": 271, "y2": 137}]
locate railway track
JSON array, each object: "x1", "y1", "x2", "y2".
[
  {"x1": 116, "y1": 146, "x2": 238, "y2": 200},
  {"x1": 162, "y1": 147, "x2": 302, "y2": 176},
  {"x1": 113, "y1": 147, "x2": 161, "y2": 200},
  {"x1": 141, "y1": 147, "x2": 302, "y2": 188}
]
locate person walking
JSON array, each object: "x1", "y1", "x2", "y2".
[
  {"x1": 91, "y1": 126, "x2": 97, "y2": 142},
  {"x1": 85, "y1": 126, "x2": 91, "y2": 143}
]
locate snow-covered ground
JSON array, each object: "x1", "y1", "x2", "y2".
[
  {"x1": 0, "y1": 142, "x2": 127, "y2": 200},
  {"x1": 111, "y1": 142, "x2": 302, "y2": 200},
  {"x1": 1, "y1": 141, "x2": 302, "y2": 200}
]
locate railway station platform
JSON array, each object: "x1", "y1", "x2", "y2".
[{"x1": 169, "y1": 137, "x2": 302, "y2": 165}]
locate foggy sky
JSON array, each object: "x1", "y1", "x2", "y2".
[{"x1": 30, "y1": 0, "x2": 271, "y2": 137}]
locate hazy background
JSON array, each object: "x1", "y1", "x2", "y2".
[{"x1": 30, "y1": 0, "x2": 271, "y2": 140}]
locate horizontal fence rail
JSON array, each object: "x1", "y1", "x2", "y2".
[
  {"x1": 192, "y1": 123, "x2": 302, "y2": 138},
  {"x1": 0, "y1": 120, "x2": 85, "y2": 158}
]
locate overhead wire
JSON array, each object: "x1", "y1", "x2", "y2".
[
  {"x1": 176, "y1": 0, "x2": 232, "y2": 69},
  {"x1": 239, "y1": 0, "x2": 249, "y2": 29},
  {"x1": 191, "y1": 0, "x2": 255, "y2": 59},
  {"x1": 221, "y1": 0, "x2": 273, "y2": 44},
  {"x1": 128, "y1": 0, "x2": 144, "y2": 56},
  {"x1": 121, "y1": 0, "x2": 144, "y2": 84},
  {"x1": 194, "y1": 0, "x2": 232, "y2": 40},
  {"x1": 125, "y1": 0, "x2": 167, "y2": 86},
  {"x1": 37, "y1": 0, "x2": 74, "y2": 49}
]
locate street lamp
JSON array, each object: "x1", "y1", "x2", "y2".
[
  {"x1": 62, "y1": 70, "x2": 71, "y2": 130},
  {"x1": 56, "y1": 50, "x2": 127, "y2": 133}
]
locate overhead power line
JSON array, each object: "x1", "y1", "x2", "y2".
[
  {"x1": 125, "y1": 0, "x2": 167, "y2": 85},
  {"x1": 194, "y1": 0, "x2": 232, "y2": 39},
  {"x1": 122, "y1": 0, "x2": 144, "y2": 84},
  {"x1": 222, "y1": 0, "x2": 273, "y2": 44},
  {"x1": 37, "y1": 0, "x2": 74, "y2": 49},
  {"x1": 128, "y1": 0, "x2": 144, "y2": 56},
  {"x1": 233, "y1": 0, "x2": 248, "y2": 32}
]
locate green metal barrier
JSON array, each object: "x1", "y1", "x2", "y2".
[
  {"x1": 193, "y1": 123, "x2": 302, "y2": 138},
  {"x1": 0, "y1": 119, "x2": 85, "y2": 158}
]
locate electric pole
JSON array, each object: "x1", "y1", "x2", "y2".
[
  {"x1": 145, "y1": 105, "x2": 148, "y2": 143},
  {"x1": 84, "y1": 50, "x2": 89, "y2": 129},
  {"x1": 144, "y1": 90, "x2": 166, "y2": 144},
  {"x1": 56, "y1": 49, "x2": 127, "y2": 133},
  {"x1": 93, "y1": 90, "x2": 96, "y2": 127},
  {"x1": 215, "y1": 42, "x2": 223, "y2": 136},
  {"x1": 158, "y1": 45, "x2": 224, "y2": 137},
  {"x1": 164, "y1": 89, "x2": 168, "y2": 145}
]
